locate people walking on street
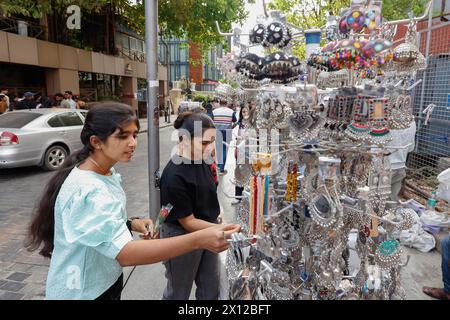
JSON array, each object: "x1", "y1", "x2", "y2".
[
  {"x1": 35, "y1": 94, "x2": 53, "y2": 109},
  {"x1": 75, "y1": 96, "x2": 86, "y2": 109},
  {"x1": 61, "y1": 90, "x2": 76, "y2": 109},
  {"x1": 212, "y1": 99, "x2": 237, "y2": 175},
  {"x1": 52, "y1": 92, "x2": 64, "y2": 107},
  {"x1": 10, "y1": 94, "x2": 22, "y2": 111},
  {"x1": 205, "y1": 98, "x2": 216, "y2": 119},
  {"x1": 0, "y1": 94, "x2": 8, "y2": 114},
  {"x1": 15, "y1": 92, "x2": 37, "y2": 110},
  {"x1": 25, "y1": 103, "x2": 239, "y2": 300},
  {"x1": 164, "y1": 95, "x2": 172, "y2": 123},
  {"x1": 159, "y1": 111, "x2": 233, "y2": 300},
  {"x1": 0, "y1": 88, "x2": 10, "y2": 110},
  {"x1": 232, "y1": 104, "x2": 250, "y2": 206},
  {"x1": 423, "y1": 235, "x2": 450, "y2": 300}
]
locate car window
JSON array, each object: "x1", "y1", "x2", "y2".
[
  {"x1": 79, "y1": 111, "x2": 88, "y2": 120},
  {"x1": 59, "y1": 112, "x2": 83, "y2": 126},
  {"x1": 47, "y1": 115, "x2": 65, "y2": 128},
  {"x1": 0, "y1": 112, "x2": 42, "y2": 128}
]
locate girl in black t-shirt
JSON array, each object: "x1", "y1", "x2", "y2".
[{"x1": 160, "y1": 112, "x2": 237, "y2": 300}]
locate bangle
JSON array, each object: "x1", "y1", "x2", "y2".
[{"x1": 126, "y1": 219, "x2": 132, "y2": 232}]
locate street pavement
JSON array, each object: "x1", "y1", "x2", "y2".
[{"x1": 0, "y1": 118, "x2": 445, "y2": 300}]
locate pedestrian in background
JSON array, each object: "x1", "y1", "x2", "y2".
[
  {"x1": 15, "y1": 92, "x2": 36, "y2": 110},
  {"x1": 10, "y1": 93, "x2": 23, "y2": 111},
  {"x1": 53, "y1": 93, "x2": 64, "y2": 107},
  {"x1": 0, "y1": 94, "x2": 8, "y2": 114},
  {"x1": 205, "y1": 97, "x2": 215, "y2": 119},
  {"x1": 231, "y1": 104, "x2": 250, "y2": 206},
  {"x1": 423, "y1": 235, "x2": 450, "y2": 300},
  {"x1": 35, "y1": 95, "x2": 53, "y2": 109},
  {"x1": 0, "y1": 88, "x2": 10, "y2": 110},
  {"x1": 212, "y1": 99, "x2": 237, "y2": 175},
  {"x1": 61, "y1": 90, "x2": 76, "y2": 109}
]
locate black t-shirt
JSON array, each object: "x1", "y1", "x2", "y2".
[
  {"x1": 160, "y1": 155, "x2": 220, "y2": 225},
  {"x1": 16, "y1": 100, "x2": 37, "y2": 110}
]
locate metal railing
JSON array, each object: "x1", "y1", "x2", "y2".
[
  {"x1": 116, "y1": 46, "x2": 146, "y2": 63},
  {"x1": 195, "y1": 83, "x2": 217, "y2": 92},
  {"x1": 0, "y1": 17, "x2": 46, "y2": 40},
  {"x1": 405, "y1": 4, "x2": 450, "y2": 210}
]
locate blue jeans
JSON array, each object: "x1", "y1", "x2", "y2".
[
  {"x1": 216, "y1": 129, "x2": 230, "y2": 172},
  {"x1": 442, "y1": 236, "x2": 450, "y2": 293}
]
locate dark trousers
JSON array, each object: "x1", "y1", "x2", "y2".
[
  {"x1": 235, "y1": 186, "x2": 244, "y2": 198},
  {"x1": 216, "y1": 129, "x2": 230, "y2": 172},
  {"x1": 95, "y1": 274, "x2": 123, "y2": 300},
  {"x1": 442, "y1": 236, "x2": 450, "y2": 293},
  {"x1": 161, "y1": 222, "x2": 220, "y2": 300}
]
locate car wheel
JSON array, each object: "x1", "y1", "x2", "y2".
[{"x1": 43, "y1": 145, "x2": 68, "y2": 171}]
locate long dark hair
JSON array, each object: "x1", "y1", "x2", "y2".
[{"x1": 25, "y1": 102, "x2": 139, "y2": 258}]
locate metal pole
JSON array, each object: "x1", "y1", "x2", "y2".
[
  {"x1": 145, "y1": 0, "x2": 160, "y2": 221},
  {"x1": 416, "y1": 2, "x2": 434, "y2": 153}
]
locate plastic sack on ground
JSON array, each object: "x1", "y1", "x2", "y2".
[
  {"x1": 437, "y1": 167, "x2": 450, "y2": 203},
  {"x1": 393, "y1": 209, "x2": 436, "y2": 253},
  {"x1": 420, "y1": 210, "x2": 450, "y2": 229}
]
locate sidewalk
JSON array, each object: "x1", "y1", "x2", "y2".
[
  {"x1": 120, "y1": 131, "x2": 444, "y2": 300},
  {"x1": 0, "y1": 124, "x2": 445, "y2": 300},
  {"x1": 139, "y1": 115, "x2": 174, "y2": 133},
  {"x1": 120, "y1": 133, "x2": 238, "y2": 300}
]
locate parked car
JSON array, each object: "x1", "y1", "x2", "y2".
[{"x1": 0, "y1": 108, "x2": 87, "y2": 170}]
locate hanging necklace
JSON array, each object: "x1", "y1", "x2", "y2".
[{"x1": 88, "y1": 157, "x2": 110, "y2": 175}]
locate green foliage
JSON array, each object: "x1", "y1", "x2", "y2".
[
  {"x1": 0, "y1": 0, "x2": 247, "y2": 57},
  {"x1": 218, "y1": 78, "x2": 239, "y2": 89},
  {"x1": 381, "y1": 0, "x2": 427, "y2": 21},
  {"x1": 268, "y1": 0, "x2": 351, "y2": 60},
  {"x1": 0, "y1": 0, "x2": 107, "y2": 19},
  {"x1": 268, "y1": 0, "x2": 351, "y2": 30},
  {"x1": 157, "y1": 0, "x2": 247, "y2": 56},
  {"x1": 192, "y1": 93, "x2": 210, "y2": 106},
  {"x1": 268, "y1": 0, "x2": 428, "y2": 32},
  {"x1": 267, "y1": 0, "x2": 428, "y2": 60}
]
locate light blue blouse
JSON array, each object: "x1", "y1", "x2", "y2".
[{"x1": 45, "y1": 166, "x2": 133, "y2": 300}]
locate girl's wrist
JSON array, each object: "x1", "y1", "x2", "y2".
[{"x1": 127, "y1": 217, "x2": 141, "y2": 231}]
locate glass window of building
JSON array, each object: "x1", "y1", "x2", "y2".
[
  {"x1": 121, "y1": 34, "x2": 129, "y2": 49},
  {"x1": 130, "y1": 37, "x2": 137, "y2": 51}
]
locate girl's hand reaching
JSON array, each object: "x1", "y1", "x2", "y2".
[
  {"x1": 131, "y1": 218, "x2": 154, "y2": 239},
  {"x1": 196, "y1": 223, "x2": 241, "y2": 253}
]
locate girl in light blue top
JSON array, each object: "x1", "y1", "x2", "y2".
[{"x1": 25, "y1": 102, "x2": 240, "y2": 300}]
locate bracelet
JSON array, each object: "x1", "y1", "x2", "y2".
[{"x1": 126, "y1": 217, "x2": 141, "y2": 232}]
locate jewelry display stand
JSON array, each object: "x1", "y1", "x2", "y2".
[{"x1": 215, "y1": 0, "x2": 431, "y2": 300}]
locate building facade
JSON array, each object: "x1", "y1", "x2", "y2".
[
  {"x1": 0, "y1": 7, "x2": 167, "y2": 114},
  {"x1": 158, "y1": 37, "x2": 223, "y2": 92}
]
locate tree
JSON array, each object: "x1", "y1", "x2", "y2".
[
  {"x1": 0, "y1": 0, "x2": 106, "y2": 19},
  {"x1": 0, "y1": 0, "x2": 248, "y2": 57},
  {"x1": 157, "y1": 0, "x2": 248, "y2": 56},
  {"x1": 268, "y1": 0, "x2": 428, "y2": 59}
]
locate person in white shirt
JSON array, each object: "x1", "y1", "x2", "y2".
[
  {"x1": 212, "y1": 100, "x2": 237, "y2": 175},
  {"x1": 0, "y1": 88, "x2": 10, "y2": 109},
  {"x1": 386, "y1": 121, "x2": 417, "y2": 201},
  {"x1": 61, "y1": 90, "x2": 77, "y2": 109}
]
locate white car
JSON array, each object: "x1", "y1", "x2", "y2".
[{"x1": 0, "y1": 108, "x2": 87, "y2": 170}]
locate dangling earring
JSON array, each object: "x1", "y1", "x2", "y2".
[
  {"x1": 346, "y1": 95, "x2": 372, "y2": 141},
  {"x1": 367, "y1": 98, "x2": 392, "y2": 145}
]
